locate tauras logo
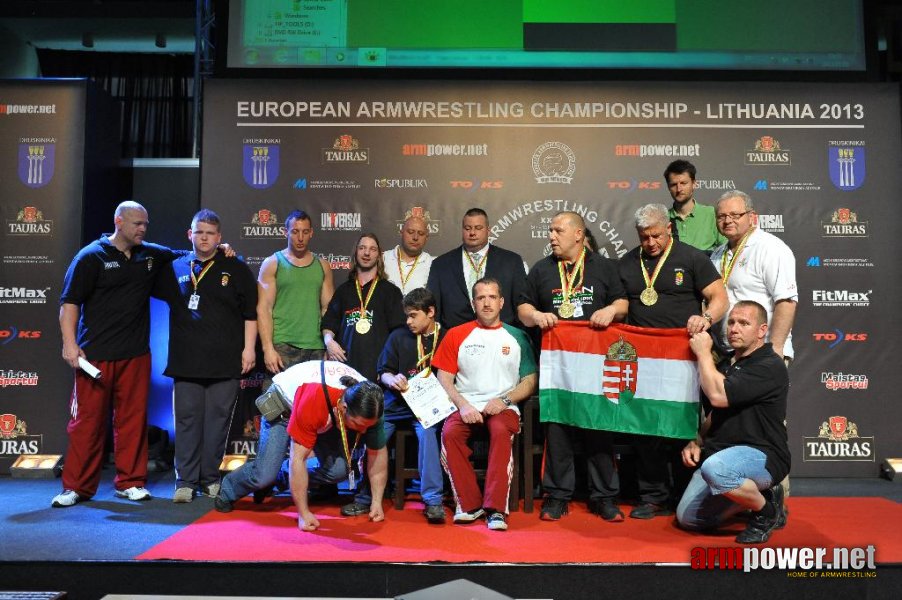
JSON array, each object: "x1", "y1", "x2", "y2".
[
  {"x1": 803, "y1": 416, "x2": 874, "y2": 462},
  {"x1": 0, "y1": 413, "x2": 41, "y2": 456},
  {"x1": 821, "y1": 372, "x2": 869, "y2": 391},
  {"x1": 812, "y1": 289, "x2": 870, "y2": 307},
  {"x1": 745, "y1": 136, "x2": 791, "y2": 166}
]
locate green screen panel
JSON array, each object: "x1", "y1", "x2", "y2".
[
  {"x1": 523, "y1": 0, "x2": 675, "y2": 24},
  {"x1": 347, "y1": 0, "x2": 522, "y2": 49}
]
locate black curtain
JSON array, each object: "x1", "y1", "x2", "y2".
[{"x1": 37, "y1": 49, "x2": 194, "y2": 158}]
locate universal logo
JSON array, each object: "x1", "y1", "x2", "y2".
[{"x1": 320, "y1": 212, "x2": 362, "y2": 231}]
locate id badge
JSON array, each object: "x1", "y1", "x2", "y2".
[
  {"x1": 348, "y1": 470, "x2": 356, "y2": 490},
  {"x1": 188, "y1": 293, "x2": 200, "y2": 310},
  {"x1": 572, "y1": 302, "x2": 584, "y2": 318}
]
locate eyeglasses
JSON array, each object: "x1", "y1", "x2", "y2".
[{"x1": 715, "y1": 211, "x2": 750, "y2": 223}]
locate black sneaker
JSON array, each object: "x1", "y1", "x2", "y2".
[
  {"x1": 486, "y1": 511, "x2": 508, "y2": 531},
  {"x1": 736, "y1": 510, "x2": 780, "y2": 544},
  {"x1": 340, "y1": 501, "x2": 371, "y2": 517},
  {"x1": 768, "y1": 484, "x2": 788, "y2": 530},
  {"x1": 424, "y1": 504, "x2": 446, "y2": 524},
  {"x1": 630, "y1": 502, "x2": 674, "y2": 519},
  {"x1": 214, "y1": 493, "x2": 233, "y2": 513},
  {"x1": 588, "y1": 498, "x2": 624, "y2": 522},
  {"x1": 252, "y1": 486, "x2": 272, "y2": 504},
  {"x1": 539, "y1": 497, "x2": 569, "y2": 521}
]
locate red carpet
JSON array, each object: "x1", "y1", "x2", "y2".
[{"x1": 138, "y1": 497, "x2": 902, "y2": 564}]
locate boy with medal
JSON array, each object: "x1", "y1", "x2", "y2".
[
  {"x1": 517, "y1": 212, "x2": 628, "y2": 522},
  {"x1": 340, "y1": 287, "x2": 449, "y2": 522}
]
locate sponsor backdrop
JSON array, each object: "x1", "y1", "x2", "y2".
[
  {"x1": 0, "y1": 80, "x2": 89, "y2": 474},
  {"x1": 202, "y1": 79, "x2": 901, "y2": 477}
]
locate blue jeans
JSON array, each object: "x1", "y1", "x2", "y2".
[
  {"x1": 354, "y1": 416, "x2": 443, "y2": 507},
  {"x1": 676, "y1": 445, "x2": 774, "y2": 531},
  {"x1": 220, "y1": 414, "x2": 351, "y2": 502}
]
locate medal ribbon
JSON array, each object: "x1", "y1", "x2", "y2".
[
  {"x1": 190, "y1": 259, "x2": 215, "y2": 292},
  {"x1": 464, "y1": 248, "x2": 488, "y2": 279},
  {"x1": 334, "y1": 402, "x2": 361, "y2": 480},
  {"x1": 416, "y1": 323, "x2": 440, "y2": 377},
  {"x1": 556, "y1": 247, "x2": 586, "y2": 306},
  {"x1": 640, "y1": 237, "x2": 674, "y2": 293},
  {"x1": 354, "y1": 277, "x2": 379, "y2": 323},
  {"x1": 396, "y1": 248, "x2": 421, "y2": 292},
  {"x1": 720, "y1": 227, "x2": 754, "y2": 286}
]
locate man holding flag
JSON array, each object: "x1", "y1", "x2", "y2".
[
  {"x1": 618, "y1": 203, "x2": 728, "y2": 518},
  {"x1": 517, "y1": 211, "x2": 628, "y2": 522}
]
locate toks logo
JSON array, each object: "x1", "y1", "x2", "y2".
[
  {"x1": 0, "y1": 327, "x2": 42, "y2": 346},
  {"x1": 812, "y1": 330, "x2": 867, "y2": 349},
  {"x1": 803, "y1": 416, "x2": 874, "y2": 462},
  {"x1": 607, "y1": 180, "x2": 661, "y2": 192},
  {"x1": 450, "y1": 180, "x2": 503, "y2": 190}
]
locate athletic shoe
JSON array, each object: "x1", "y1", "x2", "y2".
[
  {"x1": 213, "y1": 493, "x2": 233, "y2": 513},
  {"x1": 588, "y1": 498, "x2": 624, "y2": 522},
  {"x1": 172, "y1": 487, "x2": 194, "y2": 503},
  {"x1": 539, "y1": 497, "x2": 568, "y2": 521},
  {"x1": 51, "y1": 490, "x2": 81, "y2": 508},
  {"x1": 114, "y1": 486, "x2": 151, "y2": 501},
  {"x1": 629, "y1": 502, "x2": 673, "y2": 519},
  {"x1": 424, "y1": 504, "x2": 446, "y2": 524},
  {"x1": 340, "y1": 501, "x2": 371, "y2": 516},
  {"x1": 486, "y1": 512, "x2": 508, "y2": 531},
  {"x1": 203, "y1": 483, "x2": 221, "y2": 498},
  {"x1": 452, "y1": 507, "x2": 485, "y2": 524},
  {"x1": 768, "y1": 484, "x2": 788, "y2": 529},
  {"x1": 736, "y1": 510, "x2": 780, "y2": 544}
]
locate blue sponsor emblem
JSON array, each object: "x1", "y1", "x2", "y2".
[
  {"x1": 828, "y1": 145, "x2": 865, "y2": 191},
  {"x1": 18, "y1": 143, "x2": 55, "y2": 188},
  {"x1": 243, "y1": 144, "x2": 279, "y2": 189}
]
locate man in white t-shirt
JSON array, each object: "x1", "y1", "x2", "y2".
[
  {"x1": 710, "y1": 190, "x2": 798, "y2": 361},
  {"x1": 383, "y1": 215, "x2": 433, "y2": 295}
]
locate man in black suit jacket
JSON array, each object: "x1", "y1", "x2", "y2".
[{"x1": 427, "y1": 208, "x2": 527, "y2": 329}]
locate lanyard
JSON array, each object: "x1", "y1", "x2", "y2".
[
  {"x1": 640, "y1": 237, "x2": 673, "y2": 291},
  {"x1": 190, "y1": 259, "x2": 215, "y2": 292},
  {"x1": 396, "y1": 248, "x2": 421, "y2": 292},
  {"x1": 721, "y1": 228, "x2": 754, "y2": 285},
  {"x1": 354, "y1": 277, "x2": 379, "y2": 320},
  {"x1": 557, "y1": 248, "x2": 586, "y2": 304},
  {"x1": 416, "y1": 323, "x2": 440, "y2": 377},
  {"x1": 320, "y1": 361, "x2": 360, "y2": 484},
  {"x1": 464, "y1": 248, "x2": 488, "y2": 278}
]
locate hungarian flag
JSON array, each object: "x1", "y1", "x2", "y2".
[{"x1": 540, "y1": 322, "x2": 700, "y2": 439}]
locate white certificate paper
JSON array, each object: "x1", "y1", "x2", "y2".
[{"x1": 401, "y1": 371, "x2": 457, "y2": 429}]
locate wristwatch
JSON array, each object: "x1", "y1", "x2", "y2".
[
  {"x1": 500, "y1": 394, "x2": 512, "y2": 407},
  {"x1": 702, "y1": 312, "x2": 713, "y2": 324}
]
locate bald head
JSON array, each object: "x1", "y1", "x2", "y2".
[{"x1": 400, "y1": 215, "x2": 429, "y2": 257}]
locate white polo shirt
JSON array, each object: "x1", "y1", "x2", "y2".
[{"x1": 382, "y1": 246, "x2": 433, "y2": 295}]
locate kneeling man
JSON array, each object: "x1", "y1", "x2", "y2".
[{"x1": 677, "y1": 301, "x2": 789, "y2": 543}]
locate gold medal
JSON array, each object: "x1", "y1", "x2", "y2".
[
  {"x1": 558, "y1": 301, "x2": 576, "y2": 318},
  {"x1": 640, "y1": 287, "x2": 658, "y2": 306},
  {"x1": 355, "y1": 318, "x2": 372, "y2": 335}
]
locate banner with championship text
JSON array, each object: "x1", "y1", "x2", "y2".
[{"x1": 540, "y1": 322, "x2": 700, "y2": 439}]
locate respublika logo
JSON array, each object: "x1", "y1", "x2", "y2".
[
  {"x1": 0, "y1": 413, "x2": 42, "y2": 457},
  {"x1": 0, "y1": 287, "x2": 49, "y2": 304},
  {"x1": 745, "y1": 136, "x2": 791, "y2": 166},
  {"x1": 320, "y1": 212, "x2": 362, "y2": 231},
  {"x1": 322, "y1": 134, "x2": 369, "y2": 164},
  {"x1": 532, "y1": 142, "x2": 575, "y2": 184},
  {"x1": 812, "y1": 330, "x2": 867, "y2": 348},
  {"x1": 0, "y1": 326, "x2": 42, "y2": 346},
  {"x1": 822, "y1": 208, "x2": 868, "y2": 238},
  {"x1": 828, "y1": 141, "x2": 865, "y2": 191},
  {"x1": 18, "y1": 139, "x2": 55, "y2": 188},
  {"x1": 803, "y1": 416, "x2": 874, "y2": 462},
  {"x1": 6, "y1": 206, "x2": 52, "y2": 236},
  {"x1": 613, "y1": 143, "x2": 700, "y2": 157},
  {"x1": 375, "y1": 178, "x2": 427, "y2": 189},
  {"x1": 694, "y1": 178, "x2": 735, "y2": 191},
  {"x1": 756, "y1": 214, "x2": 784, "y2": 233},
  {"x1": 241, "y1": 210, "x2": 284, "y2": 239},
  {"x1": 811, "y1": 289, "x2": 871, "y2": 308},
  {"x1": 242, "y1": 139, "x2": 280, "y2": 189},
  {"x1": 821, "y1": 372, "x2": 869, "y2": 391}
]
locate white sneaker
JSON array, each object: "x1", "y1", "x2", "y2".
[
  {"x1": 51, "y1": 490, "x2": 81, "y2": 508},
  {"x1": 172, "y1": 487, "x2": 195, "y2": 503},
  {"x1": 452, "y1": 507, "x2": 485, "y2": 524},
  {"x1": 203, "y1": 483, "x2": 221, "y2": 497},
  {"x1": 115, "y1": 486, "x2": 151, "y2": 501}
]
